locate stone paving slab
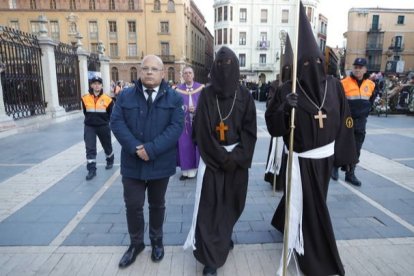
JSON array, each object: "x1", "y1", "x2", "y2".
[{"x1": 0, "y1": 238, "x2": 413, "y2": 275}]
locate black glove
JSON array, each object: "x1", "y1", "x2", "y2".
[{"x1": 284, "y1": 93, "x2": 298, "y2": 112}]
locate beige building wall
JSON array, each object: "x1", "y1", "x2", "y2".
[
  {"x1": 345, "y1": 8, "x2": 414, "y2": 75},
  {"x1": 0, "y1": 0, "x2": 211, "y2": 84}
]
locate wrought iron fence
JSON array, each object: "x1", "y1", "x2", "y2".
[
  {"x1": 0, "y1": 26, "x2": 46, "y2": 119},
  {"x1": 54, "y1": 42, "x2": 81, "y2": 111}
]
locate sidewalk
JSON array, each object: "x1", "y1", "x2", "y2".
[{"x1": 0, "y1": 107, "x2": 413, "y2": 275}]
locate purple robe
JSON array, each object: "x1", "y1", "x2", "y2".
[{"x1": 176, "y1": 82, "x2": 203, "y2": 170}]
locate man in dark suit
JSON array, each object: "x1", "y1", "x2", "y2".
[{"x1": 110, "y1": 55, "x2": 184, "y2": 268}]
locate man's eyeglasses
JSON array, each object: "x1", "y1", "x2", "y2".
[{"x1": 142, "y1": 67, "x2": 162, "y2": 73}]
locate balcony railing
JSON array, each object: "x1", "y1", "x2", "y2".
[
  {"x1": 389, "y1": 44, "x2": 405, "y2": 52},
  {"x1": 257, "y1": 40, "x2": 270, "y2": 50},
  {"x1": 251, "y1": 63, "x2": 275, "y2": 71},
  {"x1": 369, "y1": 24, "x2": 382, "y2": 32},
  {"x1": 159, "y1": 55, "x2": 175, "y2": 63},
  {"x1": 366, "y1": 43, "x2": 383, "y2": 51}
]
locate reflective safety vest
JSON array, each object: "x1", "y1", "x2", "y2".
[
  {"x1": 81, "y1": 92, "x2": 113, "y2": 126},
  {"x1": 341, "y1": 77, "x2": 375, "y2": 101}
]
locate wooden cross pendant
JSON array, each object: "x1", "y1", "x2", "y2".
[
  {"x1": 314, "y1": 110, "x2": 327, "y2": 128},
  {"x1": 216, "y1": 121, "x2": 228, "y2": 141}
]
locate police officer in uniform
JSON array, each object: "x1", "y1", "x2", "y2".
[
  {"x1": 331, "y1": 58, "x2": 375, "y2": 186},
  {"x1": 81, "y1": 76, "x2": 115, "y2": 180}
]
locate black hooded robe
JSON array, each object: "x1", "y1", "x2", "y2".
[
  {"x1": 266, "y1": 76, "x2": 357, "y2": 276},
  {"x1": 192, "y1": 47, "x2": 257, "y2": 269}
]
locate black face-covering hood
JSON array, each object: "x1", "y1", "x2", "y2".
[
  {"x1": 281, "y1": 34, "x2": 293, "y2": 83},
  {"x1": 210, "y1": 46, "x2": 240, "y2": 98},
  {"x1": 296, "y1": 1, "x2": 326, "y2": 104}
]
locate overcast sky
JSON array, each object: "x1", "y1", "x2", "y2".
[{"x1": 193, "y1": 0, "x2": 414, "y2": 47}]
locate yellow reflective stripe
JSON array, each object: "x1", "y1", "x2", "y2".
[
  {"x1": 346, "y1": 95, "x2": 370, "y2": 100},
  {"x1": 85, "y1": 109, "x2": 107, "y2": 113}
]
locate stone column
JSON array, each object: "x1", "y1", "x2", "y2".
[
  {"x1": 76, "y1": 33, "x2": 90, "y2": 95},
  {"x1": 98, "y1": 41, "x2": 111, "y2": 94},
  {"x1": 37, "y1": 15, "x2": 65, "y2": 118}
]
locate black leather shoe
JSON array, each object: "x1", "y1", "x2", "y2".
[
  {"x1": 118, "y1": 244, "x2": 145, "y2": 268},
  {"x1": 203, "y1": 266, "x2": 217, "y2": 276},
  {"x1": 179, "y1": 175, "x2": 188, "y2": 181},
  {"x1": 345, "y1": 173, "x2": 362, "y2": 186},
  {"x1": 86, "y1": 170, "x2": 96, "y2": 181},
  {"x1": 331, "y1": 167, "x2": 339, "y2": 181},
  {"x1": 151, "y1": 244, "x2": 164, "y2": 262},
  {"x1": 105, "y1": 163, "x2": 113, "y2": 170}
]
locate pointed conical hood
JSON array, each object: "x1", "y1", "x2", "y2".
[
  {"x1": 280, "y1": 33, "x2": 293, "y2": 83},
  {"x1": 296, "y1": 1, "x2": 326, "y2": 104}
]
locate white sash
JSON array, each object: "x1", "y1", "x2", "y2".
[
  {"x1": 265, "y1": 137, "x2": 284, "y2": 175},
  {"x1": 183, "y1": 143, "x2": 238, "y2": 250},
  {"x1": 277, "y1": 141, "x2": 335, "y2": 276}
]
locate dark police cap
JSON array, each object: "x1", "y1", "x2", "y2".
[
  {"x1": 353, "y1": 58, "x2": 367, "y2": 66},
  {"x1": 90, "y1": 76, "x2": 103, "y2": 83}
]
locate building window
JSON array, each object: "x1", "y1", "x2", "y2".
[
  {"x1": 168, "y1": 67, "x2": 175, "y2": 82},
  {"x1": 306, "y1": 7, "x2": 313, "y2": 22},
  {"x1": 128, "y1": 43, "x2": 137, "y2": 57},
  {"x1": 167, "y1": 0, "x2": 175, "y2": 12},
  {"x1": 239, "y1": 54, "x2": 246, "y2": 67},
  {"x1": 214, "y1": 9, "x2": 217, "y2": 22},
  {"x1": 218, "y1": 7, "x2": 222, "y2": 22},
  {"x1": 397, "y1": 15, "x2": 405, "y2": 24},
  {"x1": 30, "y1": 21, "x2": 39, "y2": 35},
  {"x1": 30, "y1": 0, "x2": 37, "y2": 9},
  {"x1": 108, "y1": 21, "x2": 117, "y2": 39},
  {"x1": 394, "y1": 35, "x2": 403, "y2": 49},
  {"x1": 154, "y1": 0, "x2": 160, "y2": 11},
  {"x1": 69, "y1": 0, "x2": 76, "y2": 10},
  {"x1": 230, "y1": 6, "x2": 233, "y2": 21},
  {"x1": 110, "y1": 43, "x2": 118, "y2": 57},
  {"x1": 259, "y1": 54, "x2": 266, "y2": 64},
  {"x1": 160, "y1": 21, "x2": 169, "y2": 34},
  {"x1": 261, "y1": 9, "x2": 268, "y2": 23},
  {"x1": 89, "y1": 0, "x2": 95, "y2": 10},
  {"x1": 128, "y1": 21, "x2": 136, "y2": 39},
  {"x1": 239, "y1": 32, "x2": 246, "y2": 45},
  {"x1": 282, "y1": 9, "x2": 289, "y2": 23},
  {"x1": 111, "y1": 67, "x2": 119, "y2": 82},
  {"x1": 89, "y1": 21, "x2": 98, "y2": 40},
  {"x1": 9, "y1": 20, "x2": 19, "y2": 30},
  {"x1": 50, "y1": 0, "x2": 56, "y2": 9},
  {"x1": 109, "y1": 0, "x2": 116, "y2": 10},
  {"x1": 10, "y1": 0, "x2": 17, "y2": 9},
  {"x1": 128, "y1": 0, "x2": 135, "y2": 10},
  {"x1": 161, "y1": 42, "x2": 170, "y2": 55},
  {"x1": 224, "y1": 6, "x2": 228, "y2": 21},
  {"x1": 240, "y1": 8, "x2": 247, "y2": 22},
  {"x1": 372, "y1": 15, "x2": 379, "y2": 30},
  {"x1": 393, "y1": 55, "x2": 400, "y2": 61},
  {"x1": 50, "y1": 21, "x2": 60, "y2": 41},
  {"x1": 230, "y1": 28, "x2": 232, "y2": 44},
  {"x1": 223, "y1": 28, "x2": 228, "y2": 44},
  {"x1": 217, "y1": 29, "x2": 222, "y2": 45},
  {"x1": 90, "y1": 42, "x2": 98, "y2": 53},
  {"x1": 130, "y1": 67, "x2": 138, "y2": 81}
]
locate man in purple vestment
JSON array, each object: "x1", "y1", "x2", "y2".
[{"x1": 176, "y1": 66, "x2": 204, "y2": 180}]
